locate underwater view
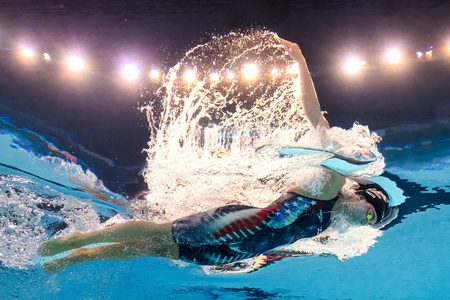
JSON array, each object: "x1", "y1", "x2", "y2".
[{"x1": 1, "y1": 1, "x2": 449, "y2": 299}]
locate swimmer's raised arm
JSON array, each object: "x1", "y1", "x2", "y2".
[{"x1": 279, "y1": 38, "x2": 330, "y2": 130}]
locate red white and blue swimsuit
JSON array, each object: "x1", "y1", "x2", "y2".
[{"x1": 172, "y1": 192, "x2": 338, "y2": 265}]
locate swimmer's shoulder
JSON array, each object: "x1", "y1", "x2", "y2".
[{"x1": 289, "y1": 169, "x2": 345, "y2": 201}]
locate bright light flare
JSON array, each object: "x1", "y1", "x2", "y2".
[
  {"x1": 416, "y1": 51, "x2": 423, "y2": 59},
  {"x1": 227, "y1": 71, "x2": 235, "y2": 79},
  {"x1": 243, "y1": 63, "x2": 258, "y2": 80},
  {"x1": 344, "y1": 58, "x2": 364, "y2": 74},
  {"x1": 43, "y1": 53, "x2": 51, "y2": 61},
  {"x1": 184, "y1": 70, "x2": 196, "y2": 83},
  {"x1": 386, "y1": 49, "x2": 401, "y2": 64},
  {"x1": 20, "y1": 48, "x2": 35, "y2": 58},
  {"x1": 67, "y1": 56, "x2": 85, "y2": 71},
  {"x1": 122, "y1": 63, "x2": 140, "y2": 81},
  {"x1": 210, "y1": 72, "x2": 219, "y2": 82},
  {"x1": 149, "y1": 69, "x2": 160, "y2": 80}
]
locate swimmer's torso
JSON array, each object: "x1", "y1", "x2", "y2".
[{"x1": 172, "y1": 192, "x2": 337, "y2": 265}]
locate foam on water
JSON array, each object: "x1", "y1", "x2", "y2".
[
  {"x1": 275, "y1": 219, "x2": 384, "y2": 261},
  {"x1": 0, "y1": 126, "x2": 129, "y2": 269},
  {"x1": 0, "y1": 174, "x2": 106, "y2": 269}
]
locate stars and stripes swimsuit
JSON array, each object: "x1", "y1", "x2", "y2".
[{"x1": 172, "y1": 192, "x2": 338, "y2": 265}]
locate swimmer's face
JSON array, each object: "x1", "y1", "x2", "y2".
[
  {"x1": 333, "y1": 194, "x2": 378, "y2": 225},
  {"x1": 346, "y1": 194, "x2": 378, "y2": 225}
]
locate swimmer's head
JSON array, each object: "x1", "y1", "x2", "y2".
[
  {"x1": 332, "y1": 193, "x2": 378, "y2": 225},
  {"x1": 332, "y1": 181, "x2": 392, "y2": 226},
  {"x1": 354, "y1": 182, "x2": 391, "y2": 224}
]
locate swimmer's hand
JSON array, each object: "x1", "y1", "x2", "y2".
[{"x1": 279, "y1": 38, "x2": 304, "y2": 63}]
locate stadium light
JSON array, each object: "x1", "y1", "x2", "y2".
[
  {"x1": 184, "y1": 70, "x2": 196, "y2": 83},
  {"x1": 67, "y1": 56, "x2": 85, "y2": 71},
  {"x1": 243, "y1": 63, "x2": 258, "y2": 80},
  {"x1": 20, "y1": 48, "x2": 35, "y2": 58},
  {"x1": 344, "y1": 58, "x2": 365, "y2": 74},
  {"x1": 122, "y1": 63, "x2": 140, "y2": 81},
  {"x1": 386, "y1": 49, "x2": 401, "y2": 64},
  {"x1": 149, "y1": 69, "x2": 160, "y2": 80}
]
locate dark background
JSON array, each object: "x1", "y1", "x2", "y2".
[{"x1": 0, "y1": 0, "x2": 449, "y2": 192}]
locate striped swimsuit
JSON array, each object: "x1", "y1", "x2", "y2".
[{"x1": 172, "y1": 192, "x2": 337, "y2": 265}]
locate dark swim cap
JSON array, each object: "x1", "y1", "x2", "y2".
[{"x1": 355, "y1": 181, "x2": 390, "y2": 223}]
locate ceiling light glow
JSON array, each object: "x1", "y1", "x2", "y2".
[
  {"x1": 184, "y1": 70, "x2": 196, "y2": 82},
  {"x1": 150, "y1": 69, "x2": 160, "y2": 79},
  {"x1": 386, "y1": 49, "x2": 401, "y2": 64},
  {"x1": 122, "y1": 63, "x2": 140, "y2": 81},
  {"x1": 344, "y1": 58, "x2": 363, "y2": 74},
  {"x1": 243, "y1": 64, "x2": 258, "y2": 80},
  {"x1": 67, "y1": 57, "x2": 85, "y2": 71},
  {"x1": 21, "y1": 48, "x2": 35, "y2": 58}
]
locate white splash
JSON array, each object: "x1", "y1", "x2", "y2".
[
  {"x1": 275, "y1": 223, "x2": 383, "y2": 261},
  {"x1": 138, "y1": 30, "x2": 385, "y2": 261},
  {"x1": 0, "y1": 130, "x2": 129, "y2": 269},
  {"x1": 139, "y1": 30, "x2": 384, "y2": 222},
  {"x1": 0, "y1": 174, "x2": 105, "y2": 269}
]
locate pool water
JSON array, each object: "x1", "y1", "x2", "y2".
[
  {"x1": 1, "y1": 116, "x2": 449, "y2": 300},
  {"x1": 1, "y1": 30, "x2": 449, "y2": 299}
]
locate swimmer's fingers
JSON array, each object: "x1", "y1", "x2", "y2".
[
  {"x1": 279, "y1": 38, "x2": 303, "y2": 61},
  {"x1": 278, "y1": 38, "x2": 297, "y2": 51}
]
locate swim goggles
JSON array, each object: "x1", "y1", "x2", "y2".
[{"x1": 366, "y1": 204, "x2": 375, "y2": 225}]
